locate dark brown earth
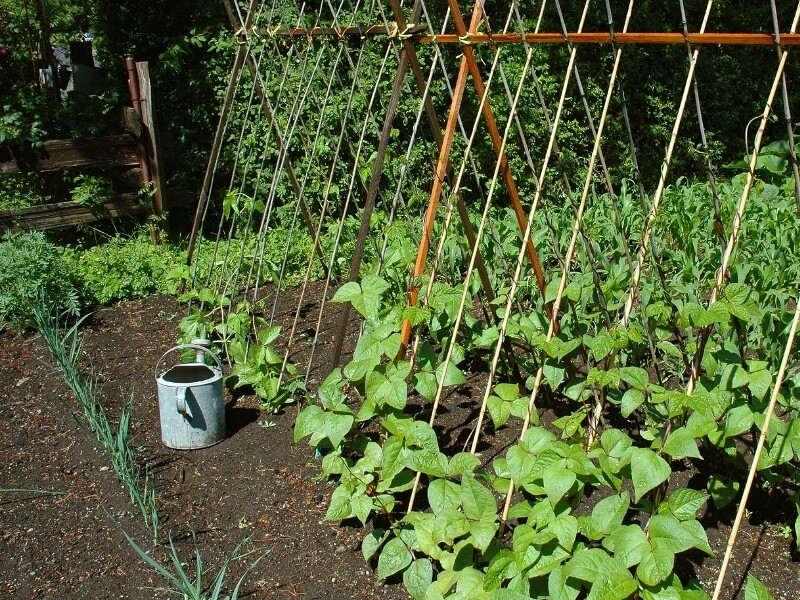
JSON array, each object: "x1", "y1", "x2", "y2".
[{"x1": 0, "y1": 286, "x2": 798, "y2": 599}]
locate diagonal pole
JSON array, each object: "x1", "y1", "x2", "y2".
[
  {"x1": 446, "y1": 0, "x2": 552, "y2": 323},
  {"x1": 397, "y1": 0, "x2": 485, "y2": 355},
  {"x1": 328, "y1": 0, "x2": 423, "y2": 369},
  {"x1": 186, "y1": 0, "x2": 258, "y2": 271}
]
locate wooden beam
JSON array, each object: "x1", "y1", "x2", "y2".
[
  {"x1": 0, "y1": 191, "x2": 193, "y2": 232},
  {"x1": 135, "y1": 61, "x2": 166, "y2": 219},
  {"x1": 264, "y1": 27, "x2": 800, "y2": 47},
  {"x1": 0, "y1": 136, "x2": 139, "y2": 174}
]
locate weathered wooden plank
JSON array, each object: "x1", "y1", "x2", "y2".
[
  {"x1": 136, "y1": 62, "x2": 166, "y2": 216},
  {"x1": 0, "y1": 191, "x2": 193, "y2": 232},
  {"x1": 0, "y1": 135, "x2": 139, "y2": 174}
]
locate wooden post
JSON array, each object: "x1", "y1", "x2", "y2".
[
  {"x1": 126, "y1": 57, "x2": 159, "y2": 244},
  {"x1": 397, "y1": 1, "x2": 483, "y2": 355},
  {"x1": 135, "y1": 62, "x2": 166, "y2": 227},
  {"x1": 328, "y1": 1, "x2": 424, "y2": 369}
]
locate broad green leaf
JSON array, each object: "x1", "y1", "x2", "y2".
[
  {"x1": 549, "y1": 565, "x2": 580, "y2": 600},
  {"x1": 544, "y1": 363, "x2": 567, "y2": 391},
  {"x1": 680, "y1": 518, "x2": 714, "y2": 555},
  {"x1": 380, "y1": 435, "x2": 405, "y2": 483},
  {"x1": 366, "y1": 361, "x2": 410, "y2": 409},
  {"x1": 662, "y1": 488, "x2": 709, "y2": 521},
  {"x1": 406, "y1": 450, "x2": 448, "y2": 478},
  {"x1": 522, "y1": 427, "x2": 558, "y2": 454},
  {"x1": 637, "y1": 544, "x2": 675, "y2": 587},
  {"x1": 362, "y1": 528, "x2": 388, "y2": 561},
  {"x1": 589, "y1": 333, "x2": 616, "y2": 361},
  {"x1": 432, "y1": 509, "x2": 470, "y2": 547},
  {"x1": 324, "y1": 411, "x2": 354, "y2": 449},
  {"x1": 745, "y1": 574, "x2": 776, "y2": 600},
  {"x1": 550, "y1": 514, "x2": 578, "y2": 551},
  {"x1": 620, "y1": 366, "x2": 650, "y2": 389},
  {"x1": 661, "y1": 427, "x2": 703, "y2": 460},
  {"x1": 565, "y1": 548, "x2": 637, "y2": 598},
  {"x1": 326, "y1": 485, "x2": 354, "y2": 521},
  {"x1": 413, "y1": 371, "x2": 437, "y2": 400},
  {"x1": 377, "y1": 537, "x2": 412, "y2": 579},
  {"x1": 506, "y1": 445, "x2": 537, "y2": 485},
  {"x1": 580, "y1": 493, "x2": 629, "y2": 540},
  {"x1": 405, "y1": 420, "x2": 439, "y2": 450},
  {"x1": 494, "y1": 382, "x2": 522, "y2": 401},
  {"x1": 318, "y1": 368, "x2": 346, "y2": 407},
  {"x1": 332, "y1": 275, "x2": 390, "y2": 318},
  {"x1": 448, "y1": 452, "x2": 481, "y2": 476},
  {"x1": 723, "y1": 403, "x2": 754, "y2": 438},
  {"x1": 543, "y1": 466, "x2": 577, "y2": 506},
  {"x1": 621, "y1": 389, "x2": 645, "y2": 418},
  {"x1": 588, "y1": 367, "x2": 621, "y2": 389},
  {"x1": 436, "y1": 360, "x2": 467, "y2": 387},
  {"x1": 484, "y1": 550, "x2": 515, "y2": 591},
  {"x1": 351, "y1": 493, "x2": 373, "y2": 525},
  {"x1": 428, "y1": 478, "x2": 461, "y2": 515},
  {"x1": 603, "y1": 524, "x2": 649, "y2": 567},
  {"x1": 294, "y1": 405, "x2": 325, "y2": 443},
  {"x1": 707, "y1": 474, "x2": 740, "y2": 508},
  {"x1": 404, "y1": 559, "x2": 433, "y2": 600},
  {"x1": 648, "y1": 515, "x2": 703, "y2": 554},
  {"x1": 748, "y1": 368, "x2": 772, "y2": 401},
  {"x1": 461, "y1": 474, "x2": 497, "y2": 521},
  {"x1": 629, "y1": 447, "x2": 671, "y2": 502},
  {"x1": 469, "y1": 516, "x2": 499, "y2": 551},
  {"x1": 601, "y1": 429, "x2": 633, "y2": 458},
  {"x1": 488, "y1": 393, "x2": 514, "y2": 428},
  {"x1": 526, "y1": 541, "x2": 571, "y2": 578},
  {"x1": 720, "y1": 363, "x2": 750, "y2": 390}
]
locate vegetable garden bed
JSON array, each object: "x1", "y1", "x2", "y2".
[{"x1": 0, "y1": 287, "x2": 797, "y2": 599}]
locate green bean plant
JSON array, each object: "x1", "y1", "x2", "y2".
[
  {"x1": 292, "y1": 149, "x2": 800, "y2": 600},
  {"x1": 177, "y1": 290, "x2": 304, "y2": 412}
]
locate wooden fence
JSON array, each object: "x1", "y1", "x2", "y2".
[{"x1": 0, "y1": 60, "x2": 192, "y2": 235}]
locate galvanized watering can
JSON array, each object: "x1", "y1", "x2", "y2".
[{"x1": 155, "y1": 342, "x2": 226, "y2": 449}]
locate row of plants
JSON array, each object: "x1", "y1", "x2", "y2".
[
  {"x1": 31, "y1": 301, "x2": 159, "y2": 542},
  {"x1": 30, "y1": 296, "x2": 269, "y2": 598},
  {"x1": 277, "y1": 146, "x2": 800, "y2": 600},
  {"x1": 5, "y1": 139, "x2": 796, "y2": 598},
  {"x1": 0, "y1": 204, "x2": 364, "y2": 330}
]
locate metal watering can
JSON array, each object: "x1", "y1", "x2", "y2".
[{"x1": 155, "y1": 342, "x2": 226, "y2": 449}]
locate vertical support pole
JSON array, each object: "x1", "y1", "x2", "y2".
[
  {"x1": 397, "y1": 0, "x2": 484, "y2": 355},
  {"x1": 329, "y1": 2, "x2": 424, "y2": 370},
  {"x1": 386, "y1": 0, "x2": 523, "y2": 378},
  {"x1": 126, "y1": 57, "x2": 159, "y2": 244},
  {"x1": 135, "y1": 62, "x2": 166, "y2": 230}
]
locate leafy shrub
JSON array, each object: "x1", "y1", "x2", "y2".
[
  {"x1": 0, "y1": 231, "x2": 79, "y2": 328},
  {"x1": 61, "y1": 232, "x2": 182, "y2": 305}
]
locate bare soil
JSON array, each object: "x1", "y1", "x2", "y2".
[{"x1": 0, "y1": 285, "x2": 798, "y2": 599}]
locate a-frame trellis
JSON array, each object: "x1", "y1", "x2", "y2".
[{"x1": 186, "y1": 1, "x2": 800, "y2": 596}]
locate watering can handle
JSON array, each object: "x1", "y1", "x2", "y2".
[
  {"x1": 155, "y1": 344, "x2": 224, "y2": 379},
  {"x1": 176, "y1": 387, "x2": 191, "y2": 418}
]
